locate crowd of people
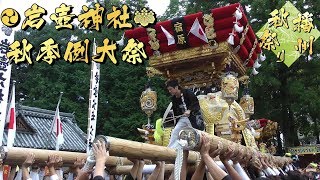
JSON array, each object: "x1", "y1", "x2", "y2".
[
  {"x1": 0, "y1": 134, "x2": 313, "y2": 180},
  {"x1": 0, "y1": 79, "x2": 315, "y2": 179}
]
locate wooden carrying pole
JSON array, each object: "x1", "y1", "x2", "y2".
[
  {"x1": 0, "y1": 147, "x2": 132, "y2": 166},
  {"x1": 178, "y1": 127, "x2": 290, "y2": 165},
  {"x1": 94, "y1": 136, "x2": 200, "y2": 163}
]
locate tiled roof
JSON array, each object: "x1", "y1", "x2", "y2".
[{"x1": 2, "y1": 105, "x2": 87, "y2": 152}]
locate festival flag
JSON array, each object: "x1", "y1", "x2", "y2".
[
  {"x1": 86, "y1": 39, "x2": 100, "y2": 153},
  {"x1": 51, "y1": 93, "x2": 64, "y2": 150},
  {"x1": 0, "y1": 24, "x2": 14, "y2": 146},
  {"x1": 188, "y1": 18, "x2": 208, "y2": 43},
  {"x1": 160, "y1": 25, "x2": 175, "y2": 46},
  {"x1": 6, "y1": 81, "x2": 16, "y2": 148}
]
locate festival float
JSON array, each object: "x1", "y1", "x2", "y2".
[
  {"x1": 126, "y1": 2, "x2": 289, "y2": 173},
  {"x1": 0, "y1": 2, "x2": 292, "y2": 177},
  {"x1": 127, "y1": 2, "x2": 265, "y2": 147}
]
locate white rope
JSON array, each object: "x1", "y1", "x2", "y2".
[
  {"x1": 172, "y1": 139, "x2": 188, "y2": 180},
  {"x1": 82, "y1": 149, "x2": 96, "y2": 171}
]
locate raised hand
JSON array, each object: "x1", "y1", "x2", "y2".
[
  {"x1": 93, "y1": 140, "x2": 109, "y2": 164},
  {"x1": 46, "y1": 154, "x2": 63, "y2": 176},
  {"x1": 251, "y1": 155, "x2": 263, "y2": 171},
  {"x1": 22, "y1": 153, "x2": 35, "y2": 180},
  {"x1": 70, "y1": 157, "x2": 86, "y2": 174},
  {"x1": 209, "y1": 141, "x2": 222, "y2": 158},
  {"x1": 219, "y1": 146, "x2": 234, "y2": 162},
  {"x1": 199, "y1": 133, "x2": 211, "y2": 156},
  {"x1": 22, "y1": 153, "x2": 35, "y2": 168},
  {"x1": 93, "y1": 140, "x2": 110, "y2": 178}
]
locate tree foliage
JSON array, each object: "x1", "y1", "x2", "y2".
[
  {"x1": 161, "y1": 0, "x2": 320, "y2": 147},
  {"x1": 12, "y1": 0, "x2": 171, "y2": 142},
  {"x1": 11, "y1": 0, "x2": 320, "y2": 147}
]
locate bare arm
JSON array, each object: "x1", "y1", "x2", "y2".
[
  {"x1": 191, "y1": 160, "x2": 205, "y2": 180},
  {"x1": 46, "y1": 154, "x2": 62, "y2": 179},
  {"x1": 200, "y1": 134, "x2": 228, "y2": 180},
  {"x1": 8, "y1": 166, "x2": 17, "y2": 180},
  {"x1": 222, "y1": 161, "x2": 242, "y2": 180},
  {"x1": 93, "y1": 140, "x2": 109, "y2": 178},
  {"x1": 202, "y1": 154, "x2": 228, "y2": 180},
  {"x1": 220, "y1": 148, "x2": 242, "y2": 180},
  {"x1": 129, "y1": 159, "x2": 140, "y2": 179},
  {"x1": 75, "y1": 158, "x2": 92, "y2": 180},
  {"x1": 157, "y1": 161, "x2": 165, "y2": 180},
  {"x1": 137, "y1": 160, "x2": 145, "y2": 180},
  {"x1": 148, "y1": 162, "x2": 161, "y2": 180},
  {"x1": 206, "y1": 172, "x2": 214, "y2": 180},
  {"x1": 168, "y1": 170, "x2": 174, "y2": 180},
  {"x1": 22, "y1": 153, "x2": 35, "y2": 180}
]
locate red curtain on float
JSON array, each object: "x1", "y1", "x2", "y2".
[{"x1": 125, "y1": 3, "x2": 262, "y2": 68}]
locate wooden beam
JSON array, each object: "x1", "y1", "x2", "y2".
[
  {"x1": 0, "y1": 147, "x2": 132, "y2": 166},
  {"x1": 94, "y1": 136, "x2": 200, "y2": 163}
]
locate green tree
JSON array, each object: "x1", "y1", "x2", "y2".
[
  {"x1": 161, "y1": 0, "x2": 320, "y2": 148},
  {"x1": 12, "y1": 0, "x2": 320, "y2": 147},
  {"x1": 12, "y1": 0, "x2": 170, "y2": 142},
  {"x1": 240, "y1": 0, "x2": 320, "y2": 148}
]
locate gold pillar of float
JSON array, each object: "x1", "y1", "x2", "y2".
[
  {"x1": 94, "y1": 136, "x2": 199, "y2": 163},
  {"x1": 198, "y1": 95, "x2": 214, "y2": 135},
  {"x1": 198, "y1": 94, "x2": 221, "y2": 135},
  {"x1": 177, "y1": 127, "x2": 289, "y2": 165},
  {"x1": 220, "y1": 73, "x2": 243, "y2": 143},
  {"x1": 0, "y1": 147, "x2": 132, "y2": 166}
]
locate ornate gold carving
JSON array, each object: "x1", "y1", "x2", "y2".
[
  {"x1": 238, "y1": 75, "x2": 250, "y2": 84},
  {"x1": 240, "y1": 95, "x2": 254, "y2": 115},
  {"x1": 262, "y1": 120, "x2": 278, "y2": 139},
  {"x1": 198, "y1": 91, "x2": 245, "y2": 143},
  {"x1": 150, "y1": 42, "x2": 229, "y2": 66},
  {"x1": 231, "y1": 53, "x2": 247, "y2": 75},
  {"x1": 140, "y1": 88, "x2": 157, "y2": 117},
  {"x1": 221, "y1": 74, "x2": 239, "y2": 102},
  {"x1": 242, "y1": 128, "x2": 259, "y2": 149},
  {"x1": 146, "y1": 28, "x2": 160, "y2": 52},
  {"x1": 203, "y1": 14, "x2": 216, "y2": 40},
  {"x1": 203, "y1": 14, "x2": 217, "y2": 47},
  {"x1": 146, "y1": 67, "x2": 162, "y2": 77},
  {"x1": 149, "y1": 42, "x2": 246, "y2": 87},
  {"x1": 244, "y1": 38, "x2": 258, "y2": 66},
  {"x1": 240, "y1": 24, "x2": 249, "y2": 45},
  {"x1": 134, "y1": 8, "x2": 156, "y2": 27}
]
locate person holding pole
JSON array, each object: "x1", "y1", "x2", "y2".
[{"x1": 165, "y1": 79, "x2": 203, "y2": 148}]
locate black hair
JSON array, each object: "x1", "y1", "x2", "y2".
[
  {"x1": 165, "y1": 79, "x2": 180, "y2": 88},
  {"x1": 287, "y1": 170, "x2": 306, "y2": 180}
]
